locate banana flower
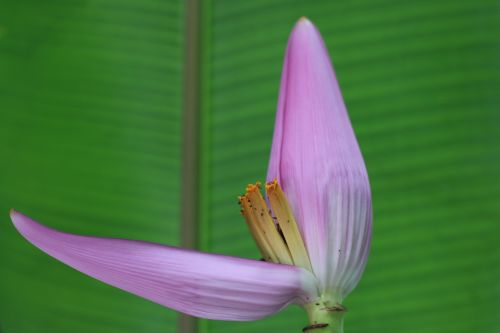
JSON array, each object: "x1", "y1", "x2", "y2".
[{"x1": 10, "y1": 18, "x2": 371, "y2": 333}]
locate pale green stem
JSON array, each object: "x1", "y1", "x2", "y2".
[{"x1": 302, "y1": 302, "x2": 346, "y2": 333}]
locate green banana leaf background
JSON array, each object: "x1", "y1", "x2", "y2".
[{"x1": 1, "y1": 0, "x2": 499, "y2": 333}]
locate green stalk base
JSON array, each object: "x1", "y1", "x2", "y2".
[{"x1": 302, "y1": 302, "x2": 346, "y2": 333}]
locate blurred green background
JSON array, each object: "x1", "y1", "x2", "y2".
[{"x1": 0, "y1": 0, "x2": 499, "y2": 333}]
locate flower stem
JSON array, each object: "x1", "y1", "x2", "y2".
[{"x1": 302, "y1": 302, "x2": 346, "y2": 333}]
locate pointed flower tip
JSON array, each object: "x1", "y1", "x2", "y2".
[
  {"x1": 297, "y1": 16, "x2": 311, "y2": 25},
  {"x1": 10, "y1": 209, "x2": 25, "y2": 230},
  {"x1": 292, "y1": 16, "x2": 318, "y2": 36},
  {"x1": 10, "y1": 209, "x2": 28, "y2": 226},
  {"x1": 9, "y1": 210, "x2": 43, "y2": 242},
  {"x1": 287, "y1": 18, "x2": 327, "y2": 71}
]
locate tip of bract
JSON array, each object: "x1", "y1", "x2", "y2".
[
  {"x1": 10, "y1": 209, "x2": 22, "y2": 227},
  {"x1": 9, "y1": 210, "x2": 38, "y2": 238},
  {"x1": 297, "y1": 16, "x2": 311, "y2": 25},
  {"x1": 292, "y1": 17, "x2": 318, "y2": 37}
]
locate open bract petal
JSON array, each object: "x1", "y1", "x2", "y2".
[
  {"x1": 10, "y1": 211, "x2": 319, "y2": 321},
  {"x1": 267, "y1": 18, "x2": 372, "y2": 299}
]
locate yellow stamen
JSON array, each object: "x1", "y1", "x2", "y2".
[
  {"x1": 239, "y1": 182, "x2": 293, "y2": 265},
  {"x1": 239, "y1": 180, "x2": 312, "y2": 272},
  {"x1": 239, "y1": 194, "x2": 274, "y2": 262},
  {"x1": 266, "y1": 180, "x2": 313, "y2": 271}
]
